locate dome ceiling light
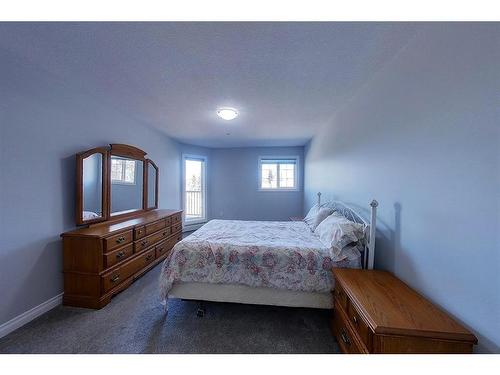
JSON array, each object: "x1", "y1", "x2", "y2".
[{"x1": 217, "y1": 107, "x2": 238, "y2": 121}]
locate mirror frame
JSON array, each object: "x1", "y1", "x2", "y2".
[
  {"x1": 75, "y1": 144, "x2": 159, "y2": 226},
  {"x1": 75, "y1": 147, "x2": 109, "y2": 226},
  {"x1": 145, "y1": 160, "x2": 159, "y2": 210}
]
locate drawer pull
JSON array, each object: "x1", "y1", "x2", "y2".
[
  {"x1": 162, "y1": 231, "x2": 167, "y2": 236},
  {"x1": 157, "y1": 247, "x2": 164, "y2": 253},
  {"x1": 141, "y1": 240, "x2": 148, "y2": 247},
  {"x1": 137, "y1": 229, "x2": 142, "y2": 235},
  {"x1": 352, "y1": 315, "x2": 358, "y2": 324},
  {"x1": 116, "y1": 236, "x2": 126, "y2": 244},
  {"x1": 340, "y1": 328, "x2": 351, "y2": 346},
  {"x1": 116, "y1": 251, "x2": 126, "y2": 259},
  {"x1": 145, "y1": 254, "x2": 154, "y2": 261},
  {"x1": 110, "y1": 275, "x2": 120, "y2": 283}
]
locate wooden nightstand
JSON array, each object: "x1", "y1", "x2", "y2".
[{"x1": 331, "y1": 268, "x2": 477, "y2": 353}]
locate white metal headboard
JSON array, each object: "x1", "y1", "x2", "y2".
[{"x1": 316, "y1": 192, "x2": 378, "y2": 270}]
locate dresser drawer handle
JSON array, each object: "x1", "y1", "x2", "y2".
[
  {"x1": 141, "y1": 240, "x2": 148, "y2": 247},
  {"x1": 340, "y1": 328, "x2": 351, "y2": 346},
  {"x1": 116, "y1": 236, "x2": 126, "y2": 244},
  {"x1": 145, "y1": 254, "x2": 154, "y2": 261},
  {"x1": 157, "y1": 246, "x2": 164, "y2": 252},
  {"x1": 162, "y1": 231, "x2": 167, "y2": 236},
  {"x1": 116, "y1": 251, "x2": 126, "y2": 259},
  {"x1": 137, "y1": 229, "x2": 142, "y2": 235},
  {"x1": 352, "y1": 315, "x2": 358, "y2": 325},
  {"x1": 110, "y1": 275, "x2": 120, "y2": 283}
]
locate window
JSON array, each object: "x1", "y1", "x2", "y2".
[
  {"x1": 183, "y1": 155, "x2": 207, "y2": 225},
  {"x1": 111, "y1": 157, "x2": 136, "y2": 184},
  {"x1": 259, "y1": 157, "x2": 299, "y2": 190}
]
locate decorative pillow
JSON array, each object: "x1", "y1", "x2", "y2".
[
  {"x1": 315, "y1": 212, "x2": 365, "y2": 259},
  {"x1": 303, "y1": 203, "x2": 321, "y2": 228},
  {"x1": 310, "y1": 207, "x2": 334, "y2": 232}
]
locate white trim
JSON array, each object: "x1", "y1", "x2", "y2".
[
  {"x1": 182, "y1": 154, "x2": 208, "y2": 225},
  {"x1": 368, "y1": 199, "x2": 379, "y2": 270},
  {"x1": 0, "y1": 293, "x2": 63, "y2": 339},
  {"x1": 258, "y1": 155, "x2": 300, "y2": 191}
]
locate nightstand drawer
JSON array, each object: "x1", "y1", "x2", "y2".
[
  {"x1": 347, "y1": 301, "x2": 372, "y2": 350},
  {"x1": 332, "y1": 304, "x2": 365, "y2": 354},
  {"x1": 333, "y1": 282, "x2": 348, "y2": 311}
]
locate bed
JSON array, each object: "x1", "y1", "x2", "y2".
[{"x1": 159, "y1": 194, "x2": 378, "y2": 310}]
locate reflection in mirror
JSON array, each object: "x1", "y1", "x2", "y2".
[
  {"x1": 82, "y1": 153, "x2": 103, "y2": 221},
  {"x1": 110, "y1": 156, "x2": 143, "y2": 215},
  {"x1": 147, "y1": 162, "x2": 157, "y2": 208}
]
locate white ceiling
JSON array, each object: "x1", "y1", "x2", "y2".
[{"x1": 0, "y1": 22, "x2": 419, "y2": 147}]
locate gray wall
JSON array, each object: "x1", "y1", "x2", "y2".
[
  {"x1": 210, "y1": 147, "x2": 304, "y2": 221},
  {"x1": 177, "y1": 144, "x2": 304, "y2": 222},
  {"x1": 0, "y1": 43, "x2": 182, "y2": 326},
  {"x1": 303, "y1": 24, "x2": 499, "y2": 353}
]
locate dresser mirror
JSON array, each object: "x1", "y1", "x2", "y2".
[
  {"x1": 110, "y1": 155, "x2": 144, "y2": 216},
  {"x1": 146, "y1": 160, "x2": 158, "y2": 209},
  {"x1": 76, "y1": 147, "x2": 108, "y2": 225},
  {"x1": 75, "y1": 144, "x2": 159, "y2": 225}
]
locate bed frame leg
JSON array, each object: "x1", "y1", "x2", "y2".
[{"x1": 197, "y1": 301, "x2": 206, "y2": 317}]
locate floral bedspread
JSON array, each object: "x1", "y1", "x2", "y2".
[{"x1": 159, "y1": 220, "x2": 361, "y2": 304}]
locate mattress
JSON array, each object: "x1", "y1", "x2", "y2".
[{"x1": 159, "y1": 219, "x2": 361, "y2": 305}]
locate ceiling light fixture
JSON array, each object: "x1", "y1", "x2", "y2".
[{"x1": 217, "y1": 107, "x2": 238, "y2": 121}]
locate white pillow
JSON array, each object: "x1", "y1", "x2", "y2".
[
  {"x1": 315, "y1": 212, "x2": 365, "y2": 259},
  {"x1": 311, "y1": 207, "x2": 334, "y2": 232},
  {"x1": 303, "y1": 203, "x2": 321, "y2": 227}
]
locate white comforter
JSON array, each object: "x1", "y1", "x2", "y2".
[{"x1": 159, "y1": 220, "x2": 361, "y2": 303}]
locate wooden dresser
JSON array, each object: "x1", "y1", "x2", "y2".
[
  {"x1": 331, "y1": 269, "x2": 477, "y2": 353},
  {"x1": 61, "y1": 209, "x2": 182, "y2": 309}
]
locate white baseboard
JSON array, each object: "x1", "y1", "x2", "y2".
[{"x1": 0, "y1": 293, "x2": 63, "y2": 339}]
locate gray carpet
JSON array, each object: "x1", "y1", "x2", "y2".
[{"x1": 0, "y1": 263, "x2": 340, "y2": 353}]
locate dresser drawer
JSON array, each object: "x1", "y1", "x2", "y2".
[
  {"x1": 332, "y1": 306, "x2": 364, "y2": 354},
  {"x1": 165, "y1": 216, "x2": 172, "y2": 227},
  {"x1": 102, "y1": 248, "x2": 155, "y2": 293},
  {"x1": 134, "y1": 228, "x2": 170, "y2": 253},
  {"x1": 134, "y1": 226, "x2": 146, "y2": 239},
  {"x1": 136, "y1": 248, "x2": 156, "y2": 269},
  {"x1": 172, "y1": 222, "x2": 182, "y2": 234},
  {"x1": 172, "y1": 213, "x2": 182, "y2": 224},
  {"x1": 347, "y1": 300, "x2": 372, "y2": 350},
  {"x1": 155, "y1": 240, "x2": 168, "y2": 258},
  {"x1": 104, "y1": 243, "x2": 134, "y2": 268},
  {"x1": 333, "y1": 281, "x2": 348, "y2": 311},
  {"x1": 145, "y1": 219, "x2": 166, "y2": 236},
  {"x1": 104, "y1": 230, "x2": 133, "y2": 252}
]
